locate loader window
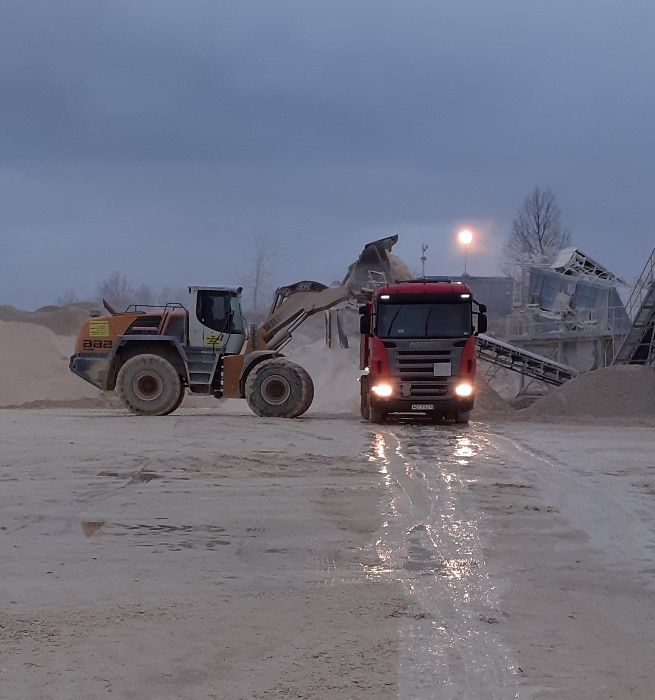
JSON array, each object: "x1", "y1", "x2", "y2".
[
  {"x1": 377, "y1": 302, "x2": 472, "y2": 339},
  {"x1": 196, "y1": 291, "x2": 232, "y2": 333},
  {"x1": 229, "y1": 296, "x2": 245, "y2": 334}
]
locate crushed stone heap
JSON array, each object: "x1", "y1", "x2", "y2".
[{"x1": 521, "y1": 365, "x2": 655, "y2": 419}]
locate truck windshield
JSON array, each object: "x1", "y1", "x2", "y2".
[{"x1": 377, "y1": 302, "x2": 472, "y2": 339}]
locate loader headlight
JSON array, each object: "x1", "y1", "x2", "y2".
[
  {"x1": 371, "y1": 383, "x2": 393, "y2": 398},
  {"x1": 455, "y1": 382, "x2": 473, "y2": 397}
]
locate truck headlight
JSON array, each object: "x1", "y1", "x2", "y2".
[
  {"x1": 371, "y1": 383, "x2": 393, "y2": 398},
  {"x1": 455, "y1": 382, "x2": 473, "y2": 397}
]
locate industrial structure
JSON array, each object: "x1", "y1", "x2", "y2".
[{"x1": 476, "y1": 247, "x2": 655, "y2": 397}]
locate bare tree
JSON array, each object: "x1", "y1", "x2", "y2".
[
  {"x1": 56, "y1": 289, "x2": 79, "y2": 306},
  {"x1": 244, "y1": 235, "x2": 275, "y2": 314},
  {"x1": 133, "y1": 283, "x2": 156, "y2": 306},
  {"x1": 96, "y1": 274, "x2": 187, "y2": 310},
  {"x1": 503, "y1": 187, "x2": 571, "y2": 274},
  {"x1": 158, "y1": 285, "x2": 188, "y2": 305},
  {"x1": 96, "y1": 272, "x2": 135, "y2": 310}
]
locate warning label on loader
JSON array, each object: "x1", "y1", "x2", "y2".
[
  {"x1": 205, "y1": 334, "x2": 224, "y2": 347},
  {"x1": 89, "y1": 321, "x2": 110, "y2": 337}
]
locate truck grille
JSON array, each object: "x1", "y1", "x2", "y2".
[{"x1": 392, "y1": 348, "x2": 456, "y2": 399}]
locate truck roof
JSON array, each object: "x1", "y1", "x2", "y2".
[{"x1": 376, "y1": 279, "x2": 472, "y2": 296}]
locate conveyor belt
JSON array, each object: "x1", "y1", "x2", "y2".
[{"x1": 476, "y1": 334, "x2": 579, "y2": 386}]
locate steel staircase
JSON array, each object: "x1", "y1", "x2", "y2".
[
  {"x1": 185, "y1": 348, "x2": 219, "y2": 394},
  {"x1": 476, "y1": 334, "x2": 579, "y2": 386},
  {"x1": 612, "y1": 248, "x2": 655, "y2": 366}
]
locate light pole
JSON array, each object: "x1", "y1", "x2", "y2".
[
  {"x1": 421, "y1": 243, "x2": 429, "y2": 278},
  {"x1": 457, "y1": 229, "x2": 473, "y2": 275}
]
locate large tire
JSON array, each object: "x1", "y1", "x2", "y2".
[
  {"x1": 245, "y1": 359, "x2": 309, "y2": 418},
  {"x1": 360, "y1": 377, "x2": 370, "y2": 420},
  {"x1": 116, "y1": 354, "x2": 183, "y2": 416},
  {"x1": 454, "y1": 410, "x2": 471, "y2": 424},
  {"x1": 274, "y1": 360, "x2": 314, "y2": 415},
  {"x1": 367, "y1": 393, "x2": 387, "y2": 424},
  {"x1": 170, "y1": 385, "x2": 186, "y2": 413},
  {"x1": 295, "y1": 364, "x2": 315, "y2": 416}
]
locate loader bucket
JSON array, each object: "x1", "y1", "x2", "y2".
[{"x1": 342, "y1": 235, "x2": 399, "y2": 297}]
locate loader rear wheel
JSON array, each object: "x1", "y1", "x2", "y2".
[
  {"x1": 245, "y1": 359, "x2": 309, "y2": 418},
  {"x1": 170, "y1": 385, "x2": 186, "y2": 413},
  {"x1": 116, "y1": 354, "x2": 183, "y2": 416}
]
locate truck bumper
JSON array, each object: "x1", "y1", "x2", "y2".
[
  {"x1": 370, "y1": 395, "x2": 474, "y2": 416},
  {"x1": 69, "y1": 353, "x2": 111, "y2": 390}
]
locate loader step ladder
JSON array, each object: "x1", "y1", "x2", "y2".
[
  {"x1": 476, "y1": 334, "x2": 579, "y2": 387},
  {"x1": 185, "y1": 348, "x2": 219, "y2": 394},
  {"x1": 612, "y1": 248, "x2": 655, "y2": 366}
]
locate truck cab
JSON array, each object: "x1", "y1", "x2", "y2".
[{"x1": 359, "y1": 279, "x2": 487, "y2": 423}]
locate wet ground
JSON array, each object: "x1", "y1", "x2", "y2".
[{"x1": 2, "y1": 408, "x2": 655, "y2": 698}]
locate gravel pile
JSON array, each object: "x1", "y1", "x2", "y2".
[
  {"x1": 521, "y1": 365, "x2": 655, "y2": 419},
  {"x1": 0, "y1": 303, "x2": 93, "y2": 335},
  {"x1": 0, "y1": 321, "x2": 99, "y2": 407},
  {"x1": 473, "y1": 376, "x2": 510, "y2": 418}
]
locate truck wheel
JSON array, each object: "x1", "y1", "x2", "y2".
[
  {"x1": 360, "y1": 378, "x2": 370, "y2": 420},
  {"x1": 454, "y1": 411, "x2": 471, "y2": 424},
  {"x1": 367, "y1": 395, "x2": 387, "y2": 424},
  {"x1": 116, "y1": 354, "x2": 183, "y2": 416},
  {"x1": 245, "y1": 359, "x2": 308, "y2": 418}
]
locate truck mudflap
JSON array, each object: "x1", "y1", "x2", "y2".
[{"x1": 69, "y1": 353, "x2": 112, "y2": 390}]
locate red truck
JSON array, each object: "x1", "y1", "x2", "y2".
[{"x1": 359, "y1": 278, "x2": 487, "y2": 424}]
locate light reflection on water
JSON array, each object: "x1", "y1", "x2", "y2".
[{"x1": 365, "y1": 424, "x2": 520, "y2": 698}]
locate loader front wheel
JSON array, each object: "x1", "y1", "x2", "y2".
[
  {"x1": 296, "y1": 365, "x2": 315, "y2": 416},
  {"x1": 245, "y1": 359, "x2": 309, "y2": 418},
  {"x1": 116, "y1": 354, "x2": 183, "y2": 416}
]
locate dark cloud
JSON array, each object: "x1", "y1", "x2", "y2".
[{"x1": 1, "y1": 0, "x2": 653, "y2": 307}]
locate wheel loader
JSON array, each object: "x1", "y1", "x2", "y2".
[{"x1": 69, "y1": 236, "x2": 398, "y2": 417}]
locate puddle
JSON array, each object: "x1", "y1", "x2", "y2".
[
  {"x1": 367, "y1": 424, "x2": 520, "y2": 698},
  {"x1": 97, "y1": 468, "x2": 162, "y2": 483},
  {"x1": 81, "y1": 521, "x2": 105, "y2": 537}
]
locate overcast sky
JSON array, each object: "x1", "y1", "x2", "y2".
[{"x1": 1, "y1": 0, "x2": 654, "y2": 309}]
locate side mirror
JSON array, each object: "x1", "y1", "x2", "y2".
[
  {"x1": 358, "y1": 305, "x2": 368, "y2": 315},
  {"x1": 479, "y1": 303, "x2": 488, "y2": 314},
  {"x1": 477, "y1": 313, "x2": 488, "y2": 335},
  {"x1": 360, "y1": 314, "x2": 371, "y2": 335}
]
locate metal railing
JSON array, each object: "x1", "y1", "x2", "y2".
[
  {"x1": 622, "y1": 248, "x2": 655, "y2": 321},
  {"x1": 611, "y1": 249, "x2": 655, "y2": 365}
]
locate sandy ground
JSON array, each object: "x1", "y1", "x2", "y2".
[{"x1": 2, "y1": 407, "x2": 655, "y2": 699}]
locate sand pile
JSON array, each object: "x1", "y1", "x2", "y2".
[
  {"x1": 0, "y1": 321, "x2": 101, "y2": 408},
  {"x1": 521, "y1": 365, "x2": 655, "y2": 420},
  {"x1": 287, "y1": 340, "x2": 361, "y2": 414},
  {"x1": 0, "y1": 303, "x2": 93, "y2": 336},
  {"x1": 389, "y1": 254, "x2": 413, "y2": 282},
  {"x1": 473, "y1": 376, "x2": 510, "y2": 418}
]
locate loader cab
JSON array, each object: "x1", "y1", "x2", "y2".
[{"x1": 187, "y1": 286, "x2": 246, "y2": 355}]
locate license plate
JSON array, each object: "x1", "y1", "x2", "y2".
[{"x1": 411, "y1": 403, "x2": 434, "y2": 411}]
